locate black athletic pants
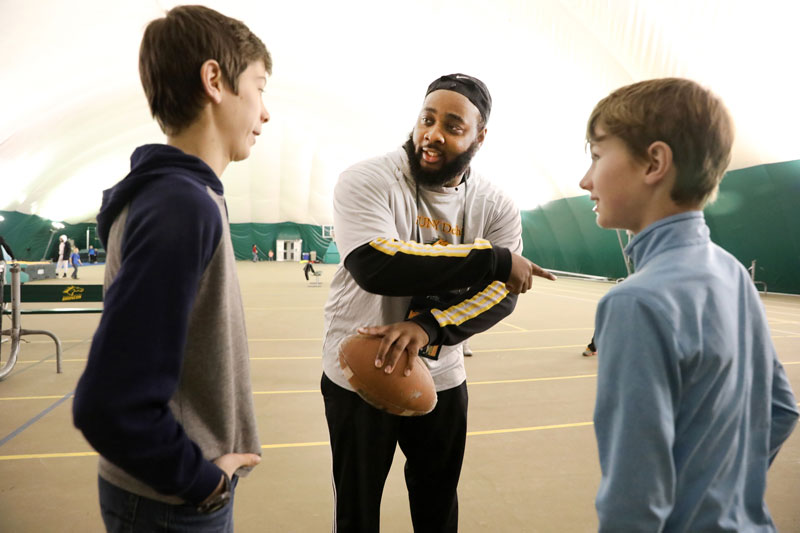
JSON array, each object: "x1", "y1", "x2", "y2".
[{"x1": 321, "y1": 373, "x2": 468, "y2": 533}]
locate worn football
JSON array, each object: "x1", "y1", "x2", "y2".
[{"x1": 338, "y1": 334, "x2": 437, "y2": 416}]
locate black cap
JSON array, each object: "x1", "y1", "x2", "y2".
[{"x1": 426, "y1": 73, "x2": 492, "y2": 124}]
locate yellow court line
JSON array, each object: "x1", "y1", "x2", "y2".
[
  {"x1": 765, "y1": 310, "x2": 800, "y2": 319},
  {"x1": 15, "y1": 355, "x2": 320, "y2": 366},
  {"x1": 468, "y1": 421, "x2": 594, "y2": 436},
  {"x1": 764, "y1": 306, "x2": 800, "y2": 315},
  {"x1": 773, "y1": 335, "x2": 800, "y2": 339},
  {"x1": 764, "y1": 300, "x2": 800, "y2": 309},
  {"x1": 0, "y1": 451, "x2": 98, "y2": 461},
  {"x1": 0, "y1": 395, "x2": 69, "y2": 401},
  {"x1": 244, "y1": 306, "x2": 323, "y2": 311},
  {"x1": 253, "y1": 374, "x2": 599, "y2": 396},
  {"x1": 250, "y1": 356, "x2": 320, "y2": 361},
  {"x1": 259, "y1": 423, "x2": 597, "y2": 449},
  {"x1": 523, "y1": 327, "x2": 594, "y2": 332},
  {"x1": 249, "y1": 338, "x2": 322, "y2": 342},
  {"x1": 766, "y1": 301, "x2": 800, "y2": 307},
  {"x1": 253, "y1": 389, "x2": 317, "y2": 395},
  {"x1": 16, "y1": 359, "x2": 87, "y2": 365},
  {"x1": 13, "y1": 350, "x2": 796, "y2": 371},
  {"x1": 4, "y1": 364, "x2": 794, "y2": 402},
  {"x1": 499, "y1": 320, "x2": 527, "y2": 332},
  {"x1": 473, "y1": 344, "x2": 585, "y2": 353},
  {"x1": 262, "y1": 441, "x2": 329, "y2": 449},
  {"x1": 0, "y1": 388, "x2": 361, "y2": 401},
  {"x1": 469, "y1": 374, "x2": 596, "y2": 385},
  {"x1": 13, "y1": 344, "x2": 592, "y2": 366},
  {"x1": 8, "y1": 339, "x2": 86, "y2": 344},
  {"x1": 479, "y1": 327, "x2": 594, "y2": 336},
  {"x1": 0, "y1": 422, "x2": 595, "y2": 460},
  {"x1": 0, "y1": 373, "x2": 600, "y2": 401}
]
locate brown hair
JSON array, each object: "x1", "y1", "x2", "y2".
[
  {"x1": 587, "y1": 78, "x2": 734, "y2": 206},
  {"x1": 139, "y1": 5, "x2": 272, "y2": 135}
]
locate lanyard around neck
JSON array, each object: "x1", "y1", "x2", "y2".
[{"x1": 414, "y1": 169, "x2": 469, "y2": 245}]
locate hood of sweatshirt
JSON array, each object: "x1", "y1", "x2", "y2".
[{"x1": 96, "y1": 144, "x2": 222, "y2": 245}]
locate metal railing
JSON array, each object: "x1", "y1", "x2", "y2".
[
  {"x1": 748, "y1": 260, "x2": 768, "y2": 294},
  {"x1": 0, "y1": 263, "x2": 63, "y2": 381}
]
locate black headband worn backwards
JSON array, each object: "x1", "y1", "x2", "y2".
[{"x1": 425, "y1": 73, "x2": 492, "y2": 124}]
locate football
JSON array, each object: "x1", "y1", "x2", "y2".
[{"x1": 338, "y1": 334, "x2": 438, "y2": 416}]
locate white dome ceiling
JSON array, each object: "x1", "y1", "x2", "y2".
[{"x1": 2, "y1": 0, "x2": 799, "y2": 225}]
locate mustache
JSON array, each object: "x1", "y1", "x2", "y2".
[{"x1": 403, "y1": 133, "x2": 479, "y2": 188}]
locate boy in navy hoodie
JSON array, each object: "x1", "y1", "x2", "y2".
[
  {"x1": 581, "y1": 78, "x2": 798, "y2": 531},
  {"x1": 72, "y1": 6, "x2": 271, "y2": 531}
]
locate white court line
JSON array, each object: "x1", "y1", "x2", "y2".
[
  {"x1": 531, "y1": 292, "x2": 601, "y2": 304},
  {"x1": 533, "y1": 286, "x2": 610, "y2": 298},
  {"x1": 772, "y1": 328, "x2": 800, "y2": 335}
]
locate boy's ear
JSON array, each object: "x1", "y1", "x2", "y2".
[
  {"x1": 200, "y1": 59, "x2": 224, "y2": 104},
  {"x1": 643, "y1": 141, "x2": 674, "y2": 185}
]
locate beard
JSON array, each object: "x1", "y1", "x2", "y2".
[{"x1": 403, "y1": 133, "x2": 480, "y2": 188}]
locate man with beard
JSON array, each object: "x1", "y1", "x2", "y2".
[{"x1": 320, "y1": 73, "x2": 555, "y2": 532}]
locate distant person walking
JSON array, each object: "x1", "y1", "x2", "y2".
[
  {"x1": 56, "y1": 235, "x2": 70, "y2": 278},
  {"x1": 0, "y1": 236, "x2": 15, "y2": 262},
  {"x1": 70, "y1": 247, "x2": 83, "y2": 279}
]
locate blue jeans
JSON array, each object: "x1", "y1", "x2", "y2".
[{"x1": 98, "y1": 475, "x2": 238, "y2": 533}]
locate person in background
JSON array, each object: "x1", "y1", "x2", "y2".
[
  {"x1": 56, "y1": 234, "x2": 70, "y2": 278},
  {"x1": 70, "y1": 246, "x2": 83, "y2": 280},
  {"x1": 582, "y1": 335, "x2": 596, "y2": 357},
  {"x1": 88, "y1": 245, "x2": 98, "y2": 263},
  {"x1": 462, "y1": 340, "x2": 473, "y2": 357},
  {"x1": 303, "y1": 260, "x2": 316, "y2": 280},
  {"x1": 0, "y1": 236, "x2": 15, "y2": 262},
  {"x1": 252, "y1": 243, "x2": 259, "y2": 262}
]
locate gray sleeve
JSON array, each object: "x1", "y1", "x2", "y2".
[
  {"x1": 333, "y1": 167, "x2": 401, "y2": 261},
  {"x1": 483, "y1": 187, "x2": 523, "y2": 254}
]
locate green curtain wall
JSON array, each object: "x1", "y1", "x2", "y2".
[
  {"x1": 0, "y1": 211, "x2": 101, "y2": 261},
  {"x1": 229, "y1": 222, "x2": 334, "y2": 262},
  {"x1": 2, "y1": 159, "x2": 798, "y2": 293},
  {"x1": 520, "y1": 159, "x2": 800, "y2": 294}
]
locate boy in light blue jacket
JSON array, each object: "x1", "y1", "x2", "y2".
[{"x1": 580, "y1": 78, "x2": 798, "y2": 532}]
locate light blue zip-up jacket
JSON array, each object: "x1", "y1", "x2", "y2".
[{"x1": 593, "y1": 211, "x2": 798, "y2": 532}]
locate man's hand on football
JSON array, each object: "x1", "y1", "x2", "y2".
[{"x1": 358, "y1": 322, "x2": 429, "y2": 376}]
